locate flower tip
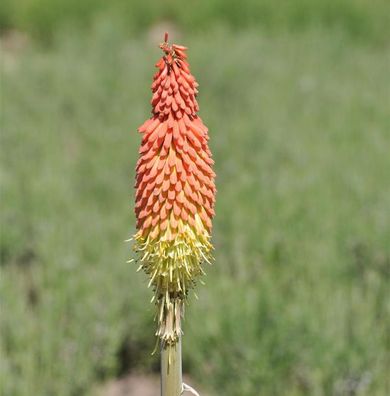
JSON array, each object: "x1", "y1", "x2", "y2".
[{"x1": 164, "y1": 32, "x2": 169, "y2": 43}]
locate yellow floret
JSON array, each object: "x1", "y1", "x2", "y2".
[{"x1": 133, "y1": 216, "x2": 213, "y2": 345}]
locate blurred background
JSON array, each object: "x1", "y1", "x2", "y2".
[{"x1": 1, "y1": 1, "x2": 389, "y2": 395}]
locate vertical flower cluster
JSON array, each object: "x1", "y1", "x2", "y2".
[{"x1": 133, "y1": 34, "x2": 216, "y2": 346}]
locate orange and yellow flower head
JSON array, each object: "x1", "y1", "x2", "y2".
[{"x1": 133, "y1": 34, "x2": 216, "y2": 346}]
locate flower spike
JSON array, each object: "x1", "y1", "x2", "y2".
[{"x1": 133, "y1": 35, "x2": 216, "y2": 346}]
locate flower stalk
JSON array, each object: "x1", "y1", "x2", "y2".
[{"x1": 161, "y1": 338, "x2": 182, "y2": 396}]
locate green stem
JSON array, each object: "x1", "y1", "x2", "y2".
[{"x1": 161, "y1": 338, "x2": 182, "y2": 396}]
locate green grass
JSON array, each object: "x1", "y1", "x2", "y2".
[
  {"x1": 1, "y1": 22, "x2": 390, "y2": 395},
  {"x1": 1, "y1": 0, "x2": 390, "y2": 45}
]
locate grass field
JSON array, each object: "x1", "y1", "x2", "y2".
[
  {"x1": 1, "y1": 16, "x2": 390, "y2": 396},
  {"x1": 1, "y1": 0, "x2": 390, "y2": 44}
]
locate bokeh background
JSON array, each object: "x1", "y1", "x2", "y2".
[{"x1": 1, "y1": 1, "x2": 390, "y2": 395}]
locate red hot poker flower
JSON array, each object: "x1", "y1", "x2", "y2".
[{"x1": 133, "y1": 34, "x2": 216, "y2": 346}]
